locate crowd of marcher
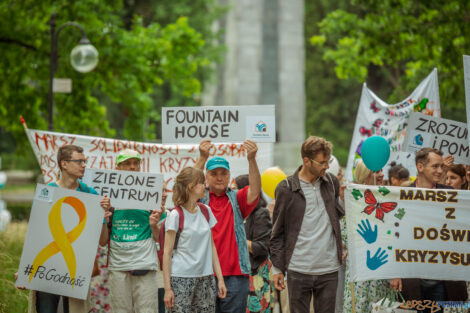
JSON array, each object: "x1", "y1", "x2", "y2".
[{"x1": 16, "y1": 136, "x2": 470, "y2": 313}]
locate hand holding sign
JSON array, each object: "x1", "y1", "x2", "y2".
[
  {"x1": 244, "y1": 140, "x2": 258, "y2": 160},
  {"x1": 199, "y1": 139, "x2": 214, "y2": 160}
]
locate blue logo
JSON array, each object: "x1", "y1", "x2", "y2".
[
  {"x1": 255, "y1": 121, "x2": 267, "y2": 132},
  {"x1": 414, "y1": 134, "x2": 423, "y2": 146}
]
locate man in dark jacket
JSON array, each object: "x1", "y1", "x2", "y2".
[
  {"x1": 390, "y1": 147, "x2": 468, "y2": 312},
  {"x1": 270, "y1": 136, "x2": 345, "y2": 313}
]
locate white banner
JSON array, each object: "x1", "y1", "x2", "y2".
[
  {"x1": 345, "y1": 184, "x2": 470, "y2": 282},
  {"x1": 161, "y1": 105, "x2": 276, "y2": 143},
  {"x1": 25, "y1": 129, "x2": 274, "y2": 207},
  {"x1": 402, "y1": 112, "x2": 469, "y2": 165},
  {"x1": 16, "y1": 184, "x2": 103, "y2": 299},
  {"x1": 82, "y1": 168, "x2": 163, "y2": 210},
  {"x1": 346, "y1": 69, "x2": 441, "y2": 181}
]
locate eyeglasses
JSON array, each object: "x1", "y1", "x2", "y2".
[
  {"x1": 310, "y1": 159, "x2": 329, "y2": 167},
  {"x1": 65, "y1": 159, "x2": 87, "y2": 165}
]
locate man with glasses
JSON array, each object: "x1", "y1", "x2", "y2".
[
  {"x1": 390, "y1": 147, "x2": 467, "y2": 312},
  {"x1": 33, "y1": 144, "x2": 111, "y2": 313},
  {"x1": 270, "y1": 136, "x2": 345, "y2": 313}
]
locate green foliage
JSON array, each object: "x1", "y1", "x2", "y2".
[
  {"x1": 0, "y1": 0, "x2": 219, "y2": 159},
  {"x1": 0, "y1": 222, "x2": 29, "y2": 313},
  {"x1": 311, "y1": 0, "x2": 470, "y2": 123}
]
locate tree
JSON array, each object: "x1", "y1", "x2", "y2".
[
  {"x1": 0, "y1": 0, "x2": 217, "y2": 157},
  {"x1": 311, "y1": 0, "x2": 470, "y2": 124}
]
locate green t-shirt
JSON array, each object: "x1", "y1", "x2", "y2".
[{"x1": 109, "y1": 209, "x2": 158, "y2": 271}]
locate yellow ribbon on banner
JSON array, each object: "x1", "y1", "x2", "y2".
[{"x1": 28, "y1": 196, "x2": 87, "y2": 287}]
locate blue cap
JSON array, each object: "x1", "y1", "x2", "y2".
[{"x1": 206, "y1": 157, "x2": 230, "y2": 171}]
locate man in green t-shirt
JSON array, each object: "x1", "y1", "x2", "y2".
[{"x1": 99, "y1": 149, "x2": 162, "y2": 313}]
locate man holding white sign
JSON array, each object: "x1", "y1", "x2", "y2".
[
  {"x1": 389, "y1": 148, "x2": 467, "y2": 311},
  {"x1": 195, "y1": 139, "x2": 261, "y2": 313},
  {"x1": 16, "y1": 144, "x2": 111, "y2": 313},
  {"x1": 99, "y1": 149, "x2": 162, "y2": 313}
]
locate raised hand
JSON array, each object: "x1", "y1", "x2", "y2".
[
  {"x1": 367, "y1": 248, "x2": 388, "y2": 270},
  {"x1": 243, "y1": 140, "x2": 258, "y2": 161},
  {"x1": 199, "y1": 139, "x2": 213, "y2": 159},
  {"x1": 357, "y1": 219, "x2": 378, "y2": 244},
  {"x1": 149, "y1": 209, "x2": 163, "y2": 227}
]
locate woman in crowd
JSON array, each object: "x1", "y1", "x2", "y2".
[
  {"x1": 343, "y1": 160, "x2": 388, "y2": 313},
  {"x1": 445, "y1": 164, "x2": 468, "y2": 190},
  {"x1": 163, "y1": 167, "x2": 226, "y2": 312},
  {"x1": 234, "y1": 174, "x2": 274, "y2": 313},
  {"x1": 388, "y1": 162, "x2": 409, "y2": 186}
]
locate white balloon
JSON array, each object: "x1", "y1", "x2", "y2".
[
  {"x1": 0, "y1": 172, "x2": 6, "y2": 189},
  {"x1": 327, "y1": 155, "x2": 340, "y2": 176}
]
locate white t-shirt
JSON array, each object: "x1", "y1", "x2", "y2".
[{"x1": 165, "y1": 204, "x2": 217, "y2": 277}]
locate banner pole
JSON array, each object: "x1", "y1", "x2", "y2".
[{"x1": 350, "y1": 282, "x2": 356, "y2": 313}]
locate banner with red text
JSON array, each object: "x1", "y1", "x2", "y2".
[
  {"x1": 345, "y1": 69, "x2": 441, "y2": 181},
  {"x1": 25, "y1": 129, "x2": 274, "y2": 207},
  {"x1": 345, "y1": 184, "x2": 470, "y2": 282}
]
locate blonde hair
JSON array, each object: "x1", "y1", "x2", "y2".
[
  {"x1": 354, "y1": 160, "x2": 372, "y2": 184},
  {"x1": 172, "y1": 167, "x2": 205, "y2": 206}
]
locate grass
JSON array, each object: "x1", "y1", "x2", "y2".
[
  {"x1": 0, "y1": 222, "x2": 29, "y2": 313},
  {"x1": 1, "y1": 184, "x2": 36, "y2": 194}
]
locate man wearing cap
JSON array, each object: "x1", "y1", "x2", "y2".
[
  {"x1": 99, "y1": 149, "x2": 162, "y2": 313},
  {"x1": 195, "y1": 139, "x2": 261, "y2": 313}
]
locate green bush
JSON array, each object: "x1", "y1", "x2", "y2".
[
  {"x1": 6, "y1": 203, "x2": 31, "y2": 221},
  {"x1": 0, "y1": 222, "x2": 29, "y2": 313}
]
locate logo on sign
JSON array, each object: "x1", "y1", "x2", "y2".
[
  {"x1": 414, "y1": 134, "x2": 424, "y2": 146},
  {"x1": 255, "y1": 121, "x2": 267, "y2": 133}
]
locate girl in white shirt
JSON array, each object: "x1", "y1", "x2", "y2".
[{"x1": 163, "y1": 167, "x2": 226, "y2": 312}]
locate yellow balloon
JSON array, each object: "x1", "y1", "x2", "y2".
[{"x1": 261, "y1": 167, "x2": 287, "y2": 199}]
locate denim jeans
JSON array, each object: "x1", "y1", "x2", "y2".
[
  {"x1": 36, "y1": 291, "x2": 68, "y2": 313},
  {"x1": 216, "y1": 275, "x2": 250, "y2": 313}
]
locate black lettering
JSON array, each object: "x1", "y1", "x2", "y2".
[
  {"x1": 128, "y1": 189, "x2": 137, "y2": 200},
  {"x1": 109, "y1": 173, "x2": 117, "y2": 185},
  {"x1": 175, "y1": 126, "x2": 185, "y2": 139},
  {"x1": 417, "y1": 250, "x2": 428, "y2": 262},
  {"x1": 166, "y1": 109, "x2": 175, "y2": 124},
  {"x1": 407, "y1": 249, "x2": 418, "y2": 262},
  {"x1": 175, "y1": 110, "x2": 185, "y2": 123},
  {"x1": 416, "y1": 118, "x2": 428, "y2": 131},
  {"x1": 221, "y1": 124, "x2": 230, "y2": 137},
  {"x1": 93, "y1": 172, "x2": 103, "y2": 183},
  {"x1": 187, "y1": 125, "x2": 198, "y2": 138},
  {"x1": 448, "y1": 142, "x2": 458, "y2": 155},
  {"x1": 414, "y1": 227, "x2": 425, "y2": 239},
  {"x1": 110, "y1": 188, "x2": 119, "y2": 199},
  {"x1": 457, "y1": 127, "x2": 467, "y2": 139},
  {"x1": 395, "y1": 249, "x2": 407, "y2": 262},
  {"x1": 460, "y1": 254, "x2": 470, "y2": 266},
  {"x1": 436, "y1": 122, "x2": 447, "y2": 135},
  {"x1": 414, "y1": 190, "x2": 424, "y2": 200},
  {"x1": 426, "y1": 228, "x2": 438, "y2": 240},
  {"x1": 459, "y1": 144, "x2": 469, "y2": 158},
  {"x1": 400, "y1": 189, "x2": 414, "y2": 200},
  {"x1": 450, "y1": 252, "x2": 460, "y2": 265},
  {"x1": 124, "y1": 175, "x2": 134, "y2": 186},
  {"x1": 445, "y1": 207, "x2": 456, "y2": 219},
  {"x1": 425, "y1": 190, "x2": 436, "y2": 201},
  {"x1": 146, "y1": 176, "x2": 156, "y2": 187},
  {"x1": 134, "y1": 175, "x2": 144, "y2": 186},
  {"x1": 439, "y1": 139, "x2": 450, "y2": 151},
  {"x1": 199, "y1": 125, "x2": 208, "y2": 137},
  {"x1": 428, "y1": 251, "x2": 438, "y2": 263},
  {"x1": 213, "y1": 110, "x2": 222, "y2": 122},
  {"x1": 209, "y1": 124, "x2": 219, "y2": 138},
  {"x1": 451, "y1": 229, "x2": 466, "y2": 241},
  {"x1": 228, "y1": 110, "x2": 239, "y2": 122},
  {"x1": 439, "y1": 251, "x2": 450, "y2": 264},
  {"x1": 146, "y1": 191, "x2": 159, "y2": 203},
  {"x1": 447, "y1": 191, "x2": 458, "y2": 202},
  {"x1": 428, "y1": 120, "x2": 437, "y2": 133},
  {"x1": 447, "y1": 124, "x2": 458, "y2": 137},
  {"x1": 436, "y1": 191, "x2": 447, "y2": 202}
]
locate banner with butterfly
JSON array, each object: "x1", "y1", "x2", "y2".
[
  {"x1": 345, "y1": 184, "x2": 470, "y2": 282},
  {"x1": 345, "y1": 69, "x2": 441, "y2": 182}
]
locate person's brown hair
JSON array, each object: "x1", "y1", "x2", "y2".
[
  {"x1": 415, "y1": 148, "x2": 443, "y2": 166},
  {"x1": 172, "y1": 167, "x2": 205, "y2": 206},
  {"x1": 301, "y1": 136, "x2": 333, "y2": 159},
  {"x1": 57, "y1": 145, "x2": 84, "y2": 171},
  {"x1": 448, "y1": 164, "x2": 468, "y2": 190}
]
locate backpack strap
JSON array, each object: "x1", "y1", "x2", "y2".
[
  {"x1": 173, "y1": 206, "x2": 185, "y2": 249},
  {"x1": 197, "y1": 202, "x2": 210, "y2": 223}
]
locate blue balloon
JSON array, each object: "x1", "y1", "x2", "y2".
[{"x1": 361, "y1": 136, "x2": 390, "y2": 171}]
